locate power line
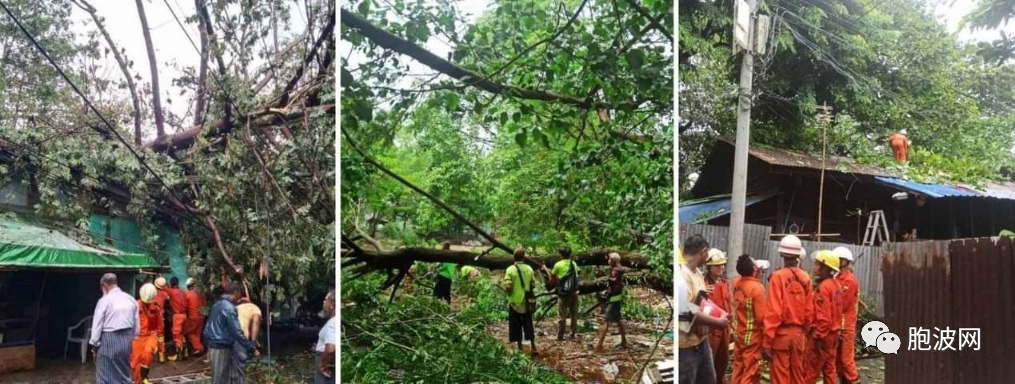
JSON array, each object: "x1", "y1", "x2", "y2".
[{"x1": 0, "y1": 0, "x2": 222, "y2": 238}]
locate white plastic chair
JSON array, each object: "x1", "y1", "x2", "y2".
[{"x1": 64, "y1": 316, "x2": 92, "y2": 364}]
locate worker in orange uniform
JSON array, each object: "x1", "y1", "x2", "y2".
[
  {"x1": 731, "y1": 255, "x2": 768, "y2": 384},
  {"x1": 131, "y1": 283, "x2": 163, "y2": 384},
  {"x1": 762, "y1": 235, "x2": 812, "y2": 384},
  {"x1": 166, "y1": 277, "x2": 189, "y2": 361},
  {"x1": 184, "y1": 278, "x2": 206, "y2": 356},
  {"x1": 705, "y1": 249, "x2": 732, "y2": 384},
  {"x1": 805, "y1": 250, "x2": 844, "y2": 384},
  {"x1": 888, "y1": 129, "x2": 910, "y2": 163},
  {"x1": 833, "y1": 247, "x2": 861, "y2": 384},
  {"x1": 153, "y1": 277, "x2": 172, "y2": 363}
]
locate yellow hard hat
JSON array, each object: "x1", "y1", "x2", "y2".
[
  {"x1": 678, "y1": 247, "x2": 685, "y2": 265},
  {"x1": 154, "y1": 277, "x2": 167, "y2": 288},
  {"x1": 139, "y1": 283, "x2": 158, "y2": 303},
  {"x1": 706, "y1": 248, "x2": 727, "y2": 266},
  {"x1": 815, "y1": 250, "x2": 841, "y2": 272}
]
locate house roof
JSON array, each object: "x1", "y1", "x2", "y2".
[
  {"x1": 0, "y1": 217, "x2": 160, "y2": 270},
  {"x1": 678, "y1": 194, "x2": 778, "y2": 224},
  {"x1": 740, "y1": 141, "x2": 899, "y2": 177},
  {"x1": 709, "y1": 140, "x2": 1015, "y2": 201}
]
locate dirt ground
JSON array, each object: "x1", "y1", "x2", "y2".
[
  {"x1": 722, "y1": 355, "x2": 885, "y2": 383},
  {"x1": 1, "y1": 355, "x2": 209, "y2": 384}
]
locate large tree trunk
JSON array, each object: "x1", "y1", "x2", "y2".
[
  {"x1": 192, "y1": 0, "x2": 210, "y2": 127},
  {"x1": 73, "y1": 0, "x2": 143, "y2": 145},
  {"x1": 134, "y1": 0, "x2": 166, "y2": 139},
  {"x1": 341, "y1": 246, "x2": 672, "y2": 295}
]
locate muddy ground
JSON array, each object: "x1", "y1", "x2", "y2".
[
  {"x1": 720, "y1": 355, "x2": 885, "y2": 383},
  {"x1": 1, "y1": 327, "x2": 321, "y2": 384}
]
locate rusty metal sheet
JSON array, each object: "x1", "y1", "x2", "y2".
[
  {"x1": 948, "y1": 237, "x2": 1015, "y2": 383},
  {"x1": 882, "y1": 241, "x2": 953, "y2": 384}
]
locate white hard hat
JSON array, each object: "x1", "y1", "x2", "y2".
[
  {"x1": 778, "y1": 235, "x2": 803, "y2": 257},
  {"x1": 900, "y1": 129, "x2": 908, "y2": 135},
  {"x1": 154, "y1": 277, "x2": 167, "y2": 288},
  {"x1": 833, "y1": 246, "x2": 854, "y2": 261},
  {"x1": 186, "y1": 277, "x2": 195, "y2": 288},
  {"x1": 139, "y1": 283, "x2": 158, "y2": 303},
  {"x1": 754, "y1": 259, "x2": 770, "y2": 270},
  {"x1": 706, "y1": 248, "x2": 727, "y2": 265}
]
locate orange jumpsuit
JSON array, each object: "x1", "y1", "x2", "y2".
[
  {"x1": 763, "y1": 267, "x2": 812, "y2": 384},
  {"x1": 185, "y1": 288, "x2": 206, "y2": 352},
  {"x1": 731, "y1": 276, "x2": 767, "y2": 384},
  {"x1": 836, "y1": 268, "x2": 860, "y2": 383},
  {"x1": 805, "y1": 277, "x2": 843, "y2": 384},
  {"x1": 131, "y1": 300, "x2": 163, "y2": 384},
  {"x1": 167, "y1": 287, "x2": 189, "y2": 351},
  {"x1": 153, "y1": 288, "x2": 171, "y2": 353},
  {"x1": 889, "y1": 133, "x2": 908, "y2": 162},
  {"x1": 707, "y1": 277, "x2": 732, "y2": 384}
]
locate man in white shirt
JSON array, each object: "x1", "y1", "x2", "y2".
[
  {"x1": 90, "y1": 273, "x2": 138, "y2": 384},
  {"x1": 314, "y1": 289, "x2": 337, "y2": 383}
]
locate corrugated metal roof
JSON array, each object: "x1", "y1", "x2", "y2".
[
  {"x1": 744, "y1": 142, "x2": 900, "y2": 177},
  {"x1": 875, "y1": 176, "x2": 1015, "y2": 201},
  {"x1": 874, "y1": 176, "x2": 980, "y2": 198},
  {"x1": 678, "y1": 194, "x2": 776, "y2": 224}
]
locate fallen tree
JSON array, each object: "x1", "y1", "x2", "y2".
[{"x1": 341, "y1": 245, "x2": 672, "y2": 298}]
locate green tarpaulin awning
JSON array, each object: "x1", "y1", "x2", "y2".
[{"x1": 0, "y1": 218, "x2": 160, "y2": 270}]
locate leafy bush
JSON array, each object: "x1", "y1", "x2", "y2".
[{"x1": 341, "y1": 286, "x2": 570, "y2": 383}]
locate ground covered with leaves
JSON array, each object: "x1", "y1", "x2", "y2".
[{"x1": 341, "y1": 267, "x2": 672, "y2": 384}]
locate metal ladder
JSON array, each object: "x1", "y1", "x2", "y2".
[{"x1": 862, "y1": 210, "x2": 890, "y2": 246}]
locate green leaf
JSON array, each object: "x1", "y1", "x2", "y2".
[
  {"x1": 515, "y1": 131, "x2": 527, "y2": 147},
  {"x1": 444, "y1": 93, "x2": 460, "y2": 111},
  {"x1": 358, "y1": 0, "x2": 371, "y2": 17}
]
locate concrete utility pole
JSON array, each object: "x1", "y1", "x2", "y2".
[{"x1": 728, "y1": 0, "x2": 758, "y2": 258}]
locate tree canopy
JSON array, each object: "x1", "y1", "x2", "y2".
[
  {"x1": 0, "y1": 0, "x2": 335, "y2": 305},
  {"x1": 342, "y1": 0, "x2": 673, "y2": 272},
  {"x1": 680, "y1": 0, "x2": 1015, "y2": 193}
]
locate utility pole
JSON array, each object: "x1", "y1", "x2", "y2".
[
  {"x1": 728, "y1": 0, "x2": 758, "y2": 258},
  {"x1": 816, "y1": 102, "x2": 834, "y2": 240}
]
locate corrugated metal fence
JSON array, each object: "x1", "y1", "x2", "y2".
[
  {"x1": 882, "y1": 237, "x2": 1015, "y2": 384},
  {"x1": 680, "y1": 223, "x2": 885, "y2": 314}
]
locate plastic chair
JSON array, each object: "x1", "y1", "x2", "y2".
[{"x1": 64, "y1": 316, "x2": 92, "y2": 364}]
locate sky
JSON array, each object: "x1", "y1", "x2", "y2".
[
  {"x1": 66, "y1": 1, "x2": 308, "y2": 141},
  {"x1": 339, "y1": 0, "x2": 492, "y2": 94}
]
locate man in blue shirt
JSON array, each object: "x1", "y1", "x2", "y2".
[{"x1": 203, "y1": 282, "x2": 257, "y2": 383}]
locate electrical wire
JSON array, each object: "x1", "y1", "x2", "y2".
[{"x1": 0, "y1": 0, "x2": 229, "y2": 242}]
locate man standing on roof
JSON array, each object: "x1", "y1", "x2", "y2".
[
  {"x1": 705, "y1": 249, "x2": 732, "y2": 384},
  {"x1": 153, "y1": 277, "x2": 172, "y2": 363},
  {"x1": 184, "y1": 278, "x2": 206, "y2": 356},
  {"x1": 889, "y1": 129, "x2": 910, "y2": 163},
  {"x1": 805, "y1": 250, "x2": 844, "y2": 384},
  {"x1": 834, "y1": 247, "x2": 861, "y2": 384},
  {"x1": 167, "y1": 277, "x2": 189, "y2": 361},
  {"x1": 731, "y1": 255, "x2": 769, "y2": 384},
  {"x1": 763, "y1": 235, "x2": 813, "y2": 384},
  {"x1": 131, "y1": 283, "x2": 162, "y2": 384}
]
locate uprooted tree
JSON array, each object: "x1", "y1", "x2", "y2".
[
  {"x1": 340, "y1": 0, "x2": 674, "y2": 296},
  {"x1": 0, "y1": 0, "x2": 336, "y2": 305}
]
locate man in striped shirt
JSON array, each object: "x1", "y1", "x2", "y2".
[
  {"x1": 731, "y1": 255, "x2": 768, "y2": 384},
  {"x1": 89, "y1": 273, "x2": 138, "y2": 384}
]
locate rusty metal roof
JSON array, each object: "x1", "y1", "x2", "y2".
[{"x1": 745, "y1": 143, "x2": 900, "y2": 177}]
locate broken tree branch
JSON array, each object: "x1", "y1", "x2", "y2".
[
  {"x1": 622, "y1": 0, "x2": 672, "y2": 42},
  {"x1": 134, "y1": 0, "x2": 166, "y2": 138},
  {"x1": 340, "y1": 8, "x2": 642, "y2": 111},
  {"x1": 342, "y1": 130, "x2": 514, "y2": 255}
]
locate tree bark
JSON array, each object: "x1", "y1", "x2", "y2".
[
  {"x1": 143, "y1": 103, "x2": 333, "y2": 151},
  {"x1": 340, "y1": 9, "x2": 643, "y2": 111},
  {"x1": 341, "y1": 247, "x2": 671, "y2": 294},
  {"x1": 192, "y1": 0, "x2": 210, "y2": 127},
  {"x1": 73, "y1": 0, "x2": 142, "y2": 145},
  {"x1": 134, "y1": 0, "x2": 166, "y2": 139}
]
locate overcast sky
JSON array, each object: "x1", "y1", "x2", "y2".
[{"x1": 66, "y1": 1, "x2": 307, "y2": 140}]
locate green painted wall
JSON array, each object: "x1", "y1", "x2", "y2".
[{"x1": 88, "y1": 215, "x2": 189, "y2": 288}]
